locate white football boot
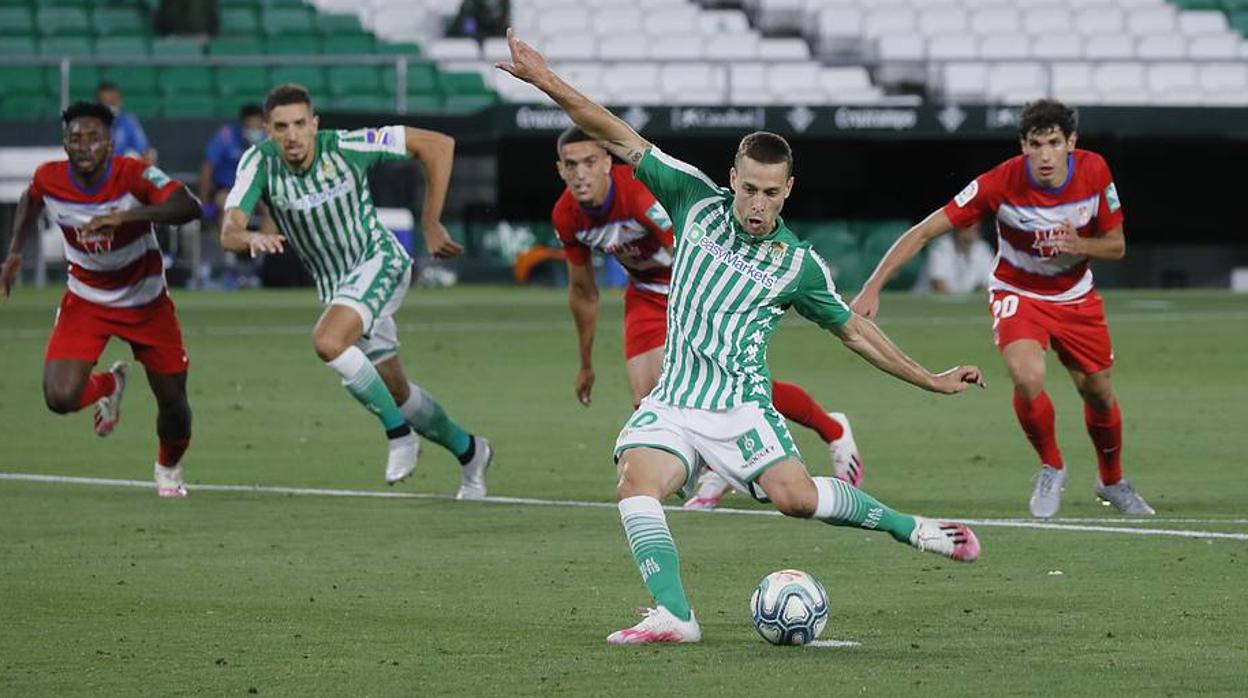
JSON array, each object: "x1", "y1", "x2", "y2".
[
  {"x1": 826, "y1": 412, "x2": 864, "y2": 486},
  {"x1": 909, "y1": 516, "x2": 981, "y2": 562},
  {"x1": 682, "y1": 469, "x2": 733, "y2": 510},
  {"x1": 1029, "y1": 465, "x2": 1066, "y2": 518},
  {"x1": 154, "y1": 463, "x2": 187, "y2": 498},
  {"x1": 606, "y1": 607, "x2": 702, "y2": 645},
  {"x1": 456, "y1": 435, "x2": 493, "y2": 500},
  {"x1": 385, "y1": 432, "x2": 421, "y2": 485},
  {"x1": 1095, "y1": 478, "x2": 1155, "y2": 515},
  {"x1": 93, "y1": 361, "x2": 129, "y2": 437}
]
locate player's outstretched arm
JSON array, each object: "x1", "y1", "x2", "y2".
[
  {"x1": 403, "y1": 127, "x2": 463, "y2": 259},
  {"x1": 832, "y1": 314, "x2": 985, "y2": 395},
  {"x1": 81, "y1": 186, "x2": 202, "y2": 237},
  {"x1": 1038, "y1": 221, "x2": 1125, "y2": 261},
  {"x1": 851, "y1": 208, "x2": 954, "y2": 318},
  {"x1": 496, "y1": 28, "x2": 651, "y2": 167},
  {"x1": 1, "y1": 190, "x2": 44, "y2": 301},
  {"x1": 220, "y1": 207, "x2": 285, "y2": 258},
  {"x1": 566, "y1": 261, "x2": 600, "y2": 406}
]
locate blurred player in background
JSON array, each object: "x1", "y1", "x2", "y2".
[
  {"x1": 552, "y1": 127, "x2": 864, "y2": 510},
  {"x1": 220, "y1": 84, "x2": 493, "y2": 499},
  {"x1": 96, "y1": 81, "x2": 156, "y2": 164},
  {"x1": 1, "y1": 102, "x2": 201, "y2": 497},
  {"x1": 853, "y1": 99, "x2": 1153, "y2": 519},
  {"x1": 501, "y1": 30, "x2": 984, "y2": 645},
  {"x1": 199, "y1": 103, "x2": 268, "y2": 288}
]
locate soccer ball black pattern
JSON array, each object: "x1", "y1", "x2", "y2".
[{"x1": 749, "y1": 569, "x2": 829, "y2": 646}]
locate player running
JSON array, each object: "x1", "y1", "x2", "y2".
[
  {"x1": 499, "y1": 29, "x2": 984, "y2": 645},
  {"x1": 852, "y1": 100, "x2": 1153, "y2": 519},
  {"x1": 219, "y1": 84, "x2": 492, "y2": 499},
  {"x1": 552, "y1": 127, "x2": 864, "y2": 510},
  {"x1": 1, "y1": 101, "x2": 201, "y2": 497}
]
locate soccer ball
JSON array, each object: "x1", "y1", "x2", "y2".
[{"x1": 749, "y1": 569, "x2": 829, "y2": 646}]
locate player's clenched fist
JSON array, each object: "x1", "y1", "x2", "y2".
[
  {"x1": 930, "y1": 366, "x2": 986, "y2": 394},
  {"x1": 246, "y1": 232, "x2": 285, "y2": 257}
]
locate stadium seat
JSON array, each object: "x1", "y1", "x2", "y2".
[
  {"x1": 1085, "y1": 35, "x2": 1135, "y2": 59},
  {"x1": 858, "y1": 221, "x2": 922, "y2": 291},
  {"x1": 917, "y1": 7, "x2": 968, "y2": 36},
  {"x1": 1137, "y1": 35, "x2": 1188, "y2": 59},
  {"x1": 660, "y1": 63, "x2": 727, "y2": 104},
  {"x1": 758, "y1": 38, "x2": 810, "y2": 60},
  {"x1": 162, "y1": 94, "x2": 219, "y2": 118},
  {"x1": 444, "y1": 93, "x2": 497, "y2": 112},
  {"x1": 987, "y1": 63, "x2": 1048, "y2": 102},
  {"x1": 602, "y1": 63, "x2": 661, "y2": 104},
  {"x1": 219, "y1": 8, "x2": 260, "y2": 36},
  {"x1": 1052, "y1": 62, "x2": 1094, "y2": 94},
  {"x1": 151, "y1": 37, "x2": 203, "y2": 56},
  {"x1": 36, "y1": 8, "x2": 90, "y2": 36},
  {"x1": 544, "y1": 35, "x2": 596, "y2": 61},
  {"x1": 59, "y1": 65, "x2": 99, "y2": 98},
  {"x1": 1147, "y1": 62, "x2": 1202, "y2": 103},
  {"x1": 928, "y1": 34, "x2": 979, "y2": 60},
  {"x1": 322, "y1": 35, "x2": 376, "y2": 54},
  {"x1": 1023, "y1": 8, "x2": 1071, "y2": 34},
  {"x1": 980, "y1": 35, "x2": 1029, "y2": 59},
  {"x1": 864, "y1": 7, "x2": 915, "y2": 38},
  {"x1": 0, "y1": 67, "x2": 52, "y2": 96},
  {"x1": 315, "y1": 12, "x2": 366, "y2": 36},
  {"x1": 260, "y1": 8, "x2": 317, "y2": 37},
  {"x1": 699, "y1": 10, "x2": 749, "y2": 36},
  {"x1": 0, "y1": 37, "x2": 37, "y2": 56},
  {"x1": 705, "y1": 34, "x2": 761, "y2": 60},
  {"x1": 159, "y1": 66, "x2": 215, "y2": 96},
  {"x1": 101, "y1": 66, "x2": 159, "y2": 96},
  {"x1": 1188, "y1": 34, "x2": 1242, "y2": 58},
  {"x1": 427, "y1": 38, "x2": 481, "y2": 61},
  {"x1": 210, "y1": 37, "x2": 265, "y2": 55},
  {"x1": 877, "y1": 34, "x2": 925, "y2": 61},
  {"x1": 95, "y1": 36, "x2": 152, "y2": 56},
  {"x1": 270, "y1": 65, "x2": 328, "y2": 92},
  {"x1": 767, "y1": 63, "x2": 821, "y2": 103},
  {"x1": 644, "y1": 7, "x2": 699, "y2": 36},
  {"x1": 1178, "y1": 10, "x2": 1230, "y2": 35},
  {"x1": 799, "y1": 222, "x2": 862, "y2": 289},
  {"x1": 328, "y1": 65, "x2": 383, "y2": 96},
  {"x1": 404, "y1": 61, "x2": 440, "y2": 96},
  {"x1": 216, "y1": 66, "x2": 270, "y2": 99},
  {"x1": 1127, "y1": 6, "x2": 1177, "y2": 36},
  {"x1": 265, "y1": 36, "x2": 322, "y2": 54},
  {"x1": 326, "y1": 94, "x2": 397, "y2": 112},
  {"x1": 538, "y1": 8, "x2": 589, "y2": 36},
  {"x1": 1032, "y1": 35, "x2": 1083, "y2": 59},
  {"x1": 651, "y1": 36, "x2": 703, "y2": 60},
  {"x1": 970, "y1": 7, "x2": 1021, "y2": 34},
  {"x1": 1075, "y1": 8, "x2": 1125, "y2": 36},
  {"x1": 39, "y1": 37, "x2": 93, "y2": 57},
  {"x1": 0, "y1": 7, "x2": 34, "y2": 36},
  {"x1": 1232, "y1": 12, "x2": 1248, "y2": 38},
  {"x1": 598, "y1": 37, "x2": 649, "y2": 60},
  {"x1": 439, "y1": 70, "x2": 490, "y2": 96},
  {"x1": 91, "y1": 8, "x2": 146, "y2": 37},
  {"x1": 728, "y1": 63, "x2": 766, "y2": 105},
  {"x1": 0, "y1": 94, "x2": 57, "y2": 119},
  {"x1": 377, "y1": 41, "x2": 423, "y2": 58},
  {"x1": 815, "y1": 7, "x2": 864, "y2": 41},
  {"x1": 1094, "y1": 62, "x2": 1147, "y2": 99},
  {"x1": 590, "y1": 7, "x2": 643, "y2": 35},
  {"x1": 942, "y1": 62, "x2": 988, "y2": 99},
  {"x1": 1198, "y1": 61, "x2": 1248, "y2": 91}
]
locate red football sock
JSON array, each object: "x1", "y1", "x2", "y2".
[
  {"x1": 1013, "y1": 391, "x2": 1064, "y2": 468},
  {"x1": 158, "y1": 438, "x2": 191, "y2": 468},
  {"x1": 772, "y1": 380, "x2": 844, "y2": 442},
  {"x1": 74, "y1": 371, "x2": 117, "y2": 410},
  {"x1": 1084, "y1": 402, "x2": 1123, "y2": 486}
]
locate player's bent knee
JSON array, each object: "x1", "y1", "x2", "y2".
[
  {"x1": 312, "y1": 331, "x2": 351, "y2": 362},
  {"x1": 43, "y1": 387, "x2": 79, "y2": 415},
  {"x1": 770, "y1": 485, "x2": 817, "y2": 518}
]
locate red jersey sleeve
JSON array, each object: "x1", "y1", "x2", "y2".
[
  {"x1": 552, "y1": 197, "x2": 591, "y2": 266},
  {"x1": 123, "y1": 159, "x2": 183, "y2": 205},
  {"x1": 1088, "y1": 153, "x2": 1124, "y2": 234},
  {"x1": 629, "y1": 177, "x2": 675, "y2": 250},
  {"x1": 943, "y1": 169, "x2": 998, "y2": 229},
  {"x1": 26, "y1": 162, "x2": 54, "y2": 203}
]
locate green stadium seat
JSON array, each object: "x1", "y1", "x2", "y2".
[
  {"x1": 219, "y1": 8, "x2": 260, "y2": 35},
  {"x1": 260, "y1": 8, "x2": 316, "y2": 36},
  {"x1": 219, "y1": 0, "x2": 261, "y2": 7},
  {"x1": 443, "y1": 93, "x2": 497, "y2": 113},
  {"x1": 328, "y1": 65, "x2": 382, "y2": 96},
  {"x1": 0, "y1": 66, "x2": 52, "y2": 95},
  {"x1": 377, "y1": 41, "x2": 423, "y2": 57},
  {"x1": 151, "y1": 36, "x2": 203, "y2": 56},
  {"x1": 94, "y1": 36, "x2": 152, "y2": 55},
  {"x1": 42, "y1": 0, "x2": 90, "y2": 6},
  {"x1": 123, "y1": 93, "x2": 162, "y2": 118},
  {"x1": 264, "y1": 35, "x2": 321, "y2": 54},
  {"x1": 0, "y1": 7, "x2": 34, "y2": 36},
  {"x1": 1224, "y1": 0, "x2": 1248, "y2": 10},
  {"x1": 316, "y1": 12, "x2": 365, "y2": 35},
  {"x1": 159, "y1": 66, "x2": 215, "y2": 96},
  {"x1": 270, "y1": 65, "x2": 326, "y2": 92},
  {"x1": 1232, "y1": 11, "x2": 1248, "y2": 36},
  {"x1": 439, "y1": 71, "x2": 490, "y2": 95},
  {"x1": 326, "y1": 94, "x2": 396, "y2": 113},
  {"x1": 101, "y1": 65, "x2": 159, "y2": 96},
  {"x1": 321, "y1": 35, "x2": 375, "y2": 54},
  {"x1": 0, "y1": 94, "x2": 57, "y2": 119},
  {"x1": 39, "y1": 37, "x2": 94, "y2": 56},
  {"x1": 0, "y1": 36, "x2": 37, "y2": 55},
  {"x1": 216, "y1": 66, "x2": 270, "y2": 99},
  {"x1": 36, "y1": 8, "x2": 91, "y2": 36},
  {"x1": 91, "y1": 8, "x2": 147, "y2": 36},
  {"x1": 405, "y1": 61, "x2": 439, "y2": 94},
  {"x1": 800, "y1": 221, "x2": 858, "y2": 255},
  {"x1": 162, "y1": 94, "x2": 217, "y2": 118},
  {"x1": 259, "y1": 0, "x2": 310, "y2": 7},
  {"x1": 1170, "y1": 0, "x2": 1221, "y2": 7},
  {"x1": 49, "y1": 64, "x2": 100, "y2": 95},
  {"x1": 403, "y1": 94, "x2": 445, "y2": 112},
  {"x1": 210, "y1": 36, "x2": 265, "y2": 55},
  {"x1": 858, "y1": 220, "x2": 924, "y2": 291}
]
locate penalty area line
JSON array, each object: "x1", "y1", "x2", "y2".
[{"x1": 2, "y1": 472, "x2": 1246, "y2": 542}]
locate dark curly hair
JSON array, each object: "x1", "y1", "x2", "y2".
[
  {"x1": 1019, "y1": 99, "x2": 1077, "y2": 139},
  {"x1": 61, "y1": 101, "x2": 115, "y2": 129}
]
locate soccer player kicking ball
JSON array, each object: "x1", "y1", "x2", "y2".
[
  {"x1": 852, "y1": 100, "x2": 1153, "y2": 519},
  {"x1": 220, "y1": 84, "x2": 492, "y2": 498},
  {"x1": 498, "y1": 30, "x2": 984, "y2": 645},
  {"x1": 1, "y1": 102, "x2": 201, "y2": 497},
  {"x1": 552, "y1": 127, "x2": 865, "y2": 510}
]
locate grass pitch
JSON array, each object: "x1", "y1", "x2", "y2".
[{"x1": 1, "y1": 286, "x2": 1245, "y2": 696}]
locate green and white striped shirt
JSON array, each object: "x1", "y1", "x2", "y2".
[
  {"x1": 225, "y1": 126, "x2": 412, "y2": 302},
  {"x1": 636, "y1": 147, "x2": 852, "y2": 410}
]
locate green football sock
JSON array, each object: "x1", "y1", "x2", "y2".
[
  {"x1": 813, "y1": 476, "x2": 916, "y2": 543},
  {"x1": 399, "y1": 382, "x2": 471, "y2": 457},
  {"x1": 619, "y1": 495, "x2": 692, "y2": 621},
  {"x1": 326, "y1": 347, "x2": 408, "y2": 433}
]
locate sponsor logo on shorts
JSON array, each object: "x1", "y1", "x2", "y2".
[{"x1": 736, "y1": 427, "x2": 777, "y2": 468}]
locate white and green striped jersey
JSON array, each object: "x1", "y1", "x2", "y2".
[
  {"x1": 636, "y1": 147, "x2": 853, "y2": 410},
  {"x1": 225, "y1": 126, "x2": 412, "y2": 302}
]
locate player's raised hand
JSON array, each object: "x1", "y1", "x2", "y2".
[
  {"x1": 422, "y1": 221, "x2": 463, "y2": 259},
  {"x1": 850, "y1": 289, "x2": 881, "y2": 319},
  {"x1": 0, "y1": 254, "x2": 20, "y2": 301},
  {"x1": 81, "y1": 211, "x2": 126, "y2": 237},
  {"x1": 930, "y1": 366, "x2": 986, "y2": 394},
  {"x1": 495, "y1": 28, "x2": 552, "y2": 87},
  {"x1": 246, "y1": 232, "x2": 285, "y2": 258},
  {"x1": 575, "y1": 366, "x2": 595, "y2": 407}
]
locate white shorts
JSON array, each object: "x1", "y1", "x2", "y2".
[
  {"x1": 614, "y1": 396, "x2": 801, "y2": 500},
  {"x1": 330, "y1": 253, "x2": 411, "y2": 364}
]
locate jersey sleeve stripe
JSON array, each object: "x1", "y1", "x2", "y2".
[
  {"x1": 649, "y1": 147, "x2": 720, "y2": 192},
  {"x1": 807, "y1": 250, "x2": 850, "y2": 310},
  {"x1": 225, "y1": 148, "x2": 262, "y2": 209}
]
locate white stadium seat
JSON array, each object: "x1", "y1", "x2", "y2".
[
  {"x1": 1032, "y1": 35, "x2": 1084, "y2": 60},
  {"x1": 699, "y1": 10, "x2": 750, "y2": 36},
  {"x1": 427, "y1": 38, "x2": 481, "y2": 61},
  {"x1": 538, "y1": 8, "x2": 589, "y2": 36},
  {"x1": 1178, "y1": 10, "x2": 1230, "y2": 36},
  {"x1": 661, "y1": 63, "x2": 728, "y2": 104},
  {"x1": 590, "y1": 8, "x2": 643, "y2": 36},
  {"x1": 1198, "y1": 62, "x2": 1248, "y2": 91},
  {"x1": 482, "y1": 38, "x2": 510, "y2": 63},
  {"x1": 917, "y1": 6, "x2": 967, "y2": 36},
  {"x1": 650, "y1": 36, "x2": 704, "y2": 60},
  {"x1": 942, "y1": 62, "x2": 989, "y2": 99},
  {"x1": 817, "y1": 8, "x2": 865, "y2": 39},
  {"x1": 1094, "y1": 62, "x2": 1146, "y2": 96},
  {"x1": 970, "y1": 7, "x2": 1021, "y2": 35},
  {"x1": 758, "y1": 38, "x2": 811, "y2": 60},
  {"x1": 704, "y1": 33, "x2": 761, "y2": 60},
  {"x1": 864, "y1": 7, "x2": 916, "y2": 38},
  {"x1": 1136, "y1": 35, "x2": 1187, "y2": 60},
  {"x1": 598, "y1": 37, "x2": 649, "y2": 60},
  {"x1": 1147, "y1": 62, "x2": 1198, "y2": 92},
  {"x1": 928, "y1": 33, "x2": 979, "y2": 60},
  {"x1": 544, "y1": 36, "x2": 597, "y2": 61},
  {"x1": 1075, "y1": 8, "x2": 1125, "y2": 36},
  {"x1": 821, "y1": 65, "x2": 873, "y2": 91},
  {"x1": 1084, "y1": 35, "x2": 1135, "y2": 59},
  {"x1": 1126, "y1": 6, "x2": 1176, "y2": 36},
  {"x1": 555, "y1": 62, "x2": 605, "y2": 93},
  {"x1": 1188, "y1": 35, "x2": 1242, "y2": 60},
  {"x1": 603, "y1": 63, "x2": 662, "y2": 104},
  {"x1": 986, "y1": 62, "x2": 1049, "y2": 102},
  {"x1": 980, "y1": 35, "x2": 1030, "y2": 60},
  {"x1": 1023, "y1": 8, "x2": 1072, "y2": 35},
  {"x1": 1051, "y1": 62, "x2": 1094, "y2": 93},
  {"x1": 644, "y1": 7, "x2": 699, "y2": 36},
  {"x1": 878, "y1": 33, "x2": 926, "y2": 61}
]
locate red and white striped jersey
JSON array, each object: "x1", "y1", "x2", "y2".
[
  {"x1": 944, "y1": 149, "x2": 1123, "y2": 302},
  {"x1": 28, "y1": 156, "x2": 183, "y2": 308},
  {"x1": 553, "y1": 164, "x2": 675, "y2": 296}
]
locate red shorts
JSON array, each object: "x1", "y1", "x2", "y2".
[
  {"x1": 989, "y1": 289, "x2": 1113, "y2": 374},
  {"x1": 623, "y1": 285, "x2": 668, "y2": 360},
  {"x1": 45, "y1": 292, "x2": 190, "y2": 374}
]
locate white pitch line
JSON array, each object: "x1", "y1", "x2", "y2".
[
  {"x1": 806, "y1": 640, "x2": 862, "y2": 648},
  {"x1": 2, "y1": 472, "x2": 1246, "y2": 542}
]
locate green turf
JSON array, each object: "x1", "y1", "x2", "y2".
[{"x1": 1, "y1": 286, "x2": 1246, "y2": 696}]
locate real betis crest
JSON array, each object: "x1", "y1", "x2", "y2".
[{"x1": 768, "y1": 241, "x2": 788, "y2": 262}]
